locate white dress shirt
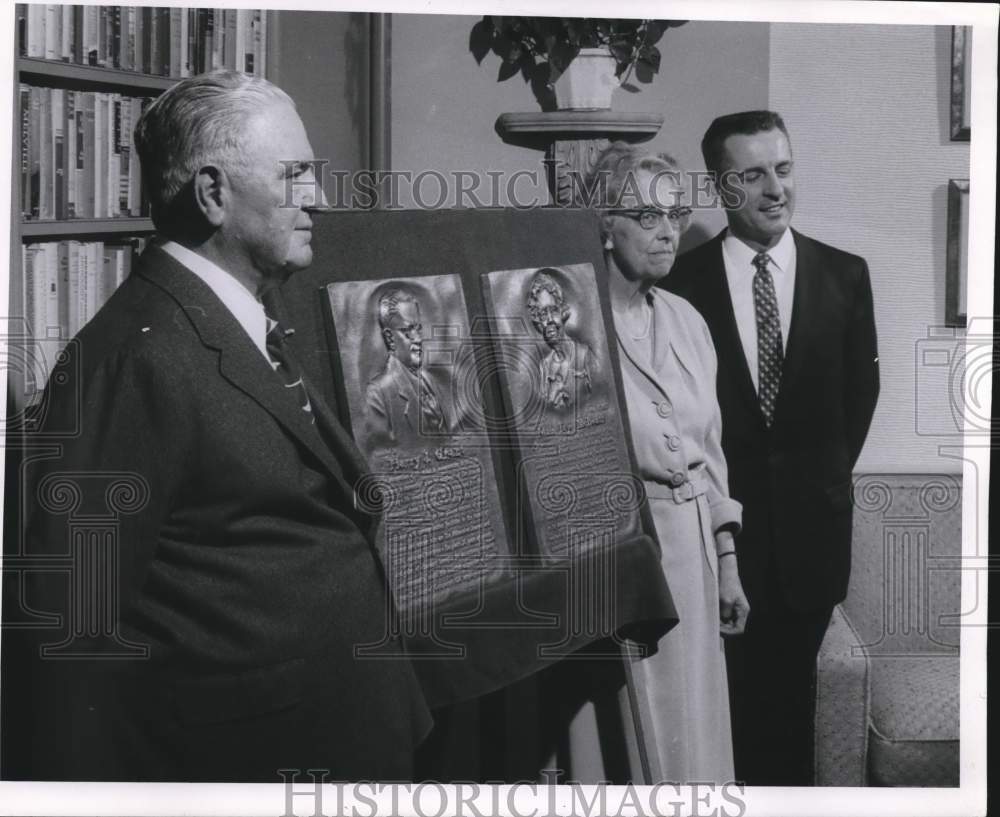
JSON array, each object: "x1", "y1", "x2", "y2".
[
  {"x1": 159, "y1": 241, "x2": 270, "y2": 362},
  {"x1": 721, "y1": 228, "x2": 796, "y2": 392}
]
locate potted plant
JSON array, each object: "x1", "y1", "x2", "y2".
[{"x1": 470, "y1": 17, "x2": 686, "y2": 110}]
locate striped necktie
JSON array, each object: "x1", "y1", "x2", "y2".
[
  {"x1": 752, "y1": 252, "x2": 783, "y2": 427},
  {"x1": 265, "y1": 316, "x2": 314, "y2": 423}
]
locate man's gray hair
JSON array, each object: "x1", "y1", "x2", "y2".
[{"x1": 134, "y1": 70, "x2": 293, "y2": 229}]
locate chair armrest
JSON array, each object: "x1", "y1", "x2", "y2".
[{"x1": 815, "y1": 604, "x2": 870, "y2": 786}]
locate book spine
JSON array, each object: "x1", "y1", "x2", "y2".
[
  {"x1": 28, "y1": 86, "x2": 40, "y2": 219},
  {"x1": 52, "y1": 88, "x2": 64, "y2": 220},
  {"x1": 97, "y1": 6, "x2": 108, "y2": 67},
  {"x1": 180, "y1": 9, "x2": 191, "y2": 77},
  {"x1": 83, "y1": 5, "x2": 98, "y2": 66},
  {"x1": 212, "y1": 8, "x2": 223, "y2": 70},
  {"x1": 122, "y1": 5, "x2": 135, "y2": 72},
  {"x1": 23, "y1": 244, "x2": 37, "y2": 339},
  {"x1": 67, "y1": 241, "x2": 80, "y2": 338},
  {"x1": 158, "y1": 9, "x2": 171, "y2": 76},
  {"x1": 72, "y1": 5, "x2": 83, "y2": 63},
  {"x1": 57, "y1": 241, "x2": 70, "y2": 346},
  {"x1": 60, "y1": 4, "x2": 73, "y2": 61},
  {"x1": 111, "y1": 5, "x2": 121, "y2": 69},
  {"x1": 77, "y1": 242, "x2": 88, "y2": 331},
  {"x1": 118, "y1": 98, "x2": 130, "y2": 215},
  {"x1": 99, "y1": 244, "x2": 114, "y2": 303},
  {"x1": 38, "y1": 87, "x2": 52, "y2": 220},
  {"x1": 80, "y1": 93, "x2": 95, "y2": 218},
  {"x1": 235, "y1": 10, "x2": 248, "y2": 73},
  {"x1": 20, "y1": 84, "x2": 31, "y2": 219},
  {"x1": 44, "y1": 5, "x2": 58, "y2": 61},
  {"x1": 141, "y1": 7, "x2": 152, "y2": 74},
  {"x1": 17, "y1": 4, "x2": 26, "y2": 56},
  {"x1": 65, "y1": 91, "x2": 76, "y2": 218},
  {"x1": 224, "y1": 9, "x2": 237, "y2": 70},
  {"x1": 93, "y1": 93, "x2": 105, "y2": 219},
  {"x1": 45, "y1": 242, "x2": 59, "y2": 344},
  {"x1": 128, "y1": 98, "x2": 141, "y2": 215},
  {"x1": 86, "y1": 242, "x2": 101, "y2": 323},
  {"x1": 26, "y1": 5, "x2": 43, "y2": 57},
  {"x1": 108, "y1": 95, "x2": 120, "y2": 217},
  {"x1": 200, "y1": 9, "x2": 212, "y2": 75},
  {"x1": 149, "y1": 7, "x2": 161, "y2": 75},
  {"x1": 170, "y1": 8, "x2": 182, "y2": 77}
]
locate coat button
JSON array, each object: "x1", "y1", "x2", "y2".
[
  {"x1": 670, "y1": 472, "x2": 686, "y2": 487},
  {"x1": 656, "y1": 401, "x2": 673, "y2": 418},
  {"x1": 665, "y1": 435, "x2": 681, "y2": 451}
]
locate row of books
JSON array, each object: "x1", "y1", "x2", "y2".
[
  {"x1": 19, "y1": 85, "x2": 154, "y2": 221},
  {"x1": 18, "y1": 6, "x2": 268, "y2": 78},
  {"x1": 22, "y1": 239, "x2": 146, "y2": 395}
]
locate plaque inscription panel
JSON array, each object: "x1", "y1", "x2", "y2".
[
  {"x1": 481, "y1": 264, "x2": 642, "y2": 557},
  {"x1": 326, "y1": 275, "x2": 508, "y2": 611}
]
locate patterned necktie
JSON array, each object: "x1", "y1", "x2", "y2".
[
  {"x1": 752, "y1": 252, "x2": 783, "y2": 427},
  {"x1": 265, "y1": 316, "x2": 315, "y2": 423}
]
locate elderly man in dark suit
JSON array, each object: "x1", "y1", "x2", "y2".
[
  {"x1": 13, "y1": 70, "x2": 431, "y2": 781},
  {"x1": 665, "y1": 110, "x2": 879, "y2": 785}
]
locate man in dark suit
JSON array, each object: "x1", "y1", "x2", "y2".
[
  {"x1": 665, "y1": 110, "x2": 879, "y2": 785},
  {"x1": 11, "y1": 70, "x2": 431, "y2": 781}
]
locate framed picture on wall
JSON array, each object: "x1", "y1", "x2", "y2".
[
  {"x1": 946, "y1": 178, "x2": 969, "y2": 327},
  {"x1": 950, "y1": 26, "x2": 971, "y2": 140}
]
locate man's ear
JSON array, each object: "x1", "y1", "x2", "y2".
[
  {"x1": 192, "y1": 165, "x2": 227, "y2": 227},
  {"x1": 382, "y1": 327, "x2": 395, "y2": 351}
]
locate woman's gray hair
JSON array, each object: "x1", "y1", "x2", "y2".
[
  {"x1": 586, "y1": 141, "x2": 680, "y2": 241},
  {"x1": 134, "y1": 70, "x2": 294, "y2": 229}
]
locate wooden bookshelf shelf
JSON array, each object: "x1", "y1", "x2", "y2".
[
  {"x1": 20, "y1": 218, "x2": 156, "y2": 238},
  {"x1": 17, "y1": 58, "x2": 176, "y2": 93}
]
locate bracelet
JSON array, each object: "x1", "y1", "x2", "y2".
[{"x1": 718, "y1": 550, "x2": 737, "y2": 558}]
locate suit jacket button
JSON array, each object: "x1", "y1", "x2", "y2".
[
  {"x1": 665, "y1": 435, "x2": 681, "y2": 451},
  {"x1": 670, "y1": 472, "x2": 687, "y2": 487},
  {"x1": 657, "y1": 401, "x2": 673, "y2": 418}
]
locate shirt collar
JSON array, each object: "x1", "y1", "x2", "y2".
[
  {"x1": 158, "y1": 240, "x2": 269, "y2": 357},
  {"x1": 722, "y1": 227, "x2": 795, "y2": 276}
]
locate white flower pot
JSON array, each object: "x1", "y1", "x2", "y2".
[{"x1": 553, "y1": 48, "x2": 619, "y2": 110}]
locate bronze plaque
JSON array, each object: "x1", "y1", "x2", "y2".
[
  {"x1": 481, "y1": 263, "x2": 642, "y2": 558},
  {"x1": 326, "y1": 275, "x2": 508, "y2": 611}
]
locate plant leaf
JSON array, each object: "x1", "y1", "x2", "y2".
[
  {"x1": 498, "y1": 59, "x2": 520, "y2": 82},
  {"x1": 621, "y1": 82, "x2": 641, "y2": 93},
  {"x1": 635, "y1": 58, "x2": 655, "y2": 83},
  {"x1": 470, "y1": 18, "x2": 493, "y2": 64}
]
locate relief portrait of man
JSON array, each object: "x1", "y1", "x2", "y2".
[
  {"x1": 526, "y1": 269, "x2": 594, "y2": 411},
  {"x1": 365, "y1": 288, "x2": 453, "y2": 449}
]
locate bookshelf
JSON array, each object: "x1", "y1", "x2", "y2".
[{"x1": 8, "y1": 6, "x2": 271, "y2": 413}]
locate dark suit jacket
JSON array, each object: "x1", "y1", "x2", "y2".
[
  {"x1": 16, "y1": 246, "x2": 432, "y2": 781},
  {"x1": 665, "y1": 229, "x2": 879, "y2": 611}
]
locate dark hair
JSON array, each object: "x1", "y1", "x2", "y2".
[{"x1": 701, "y1": 110, "x2": 790, "y2": 175}]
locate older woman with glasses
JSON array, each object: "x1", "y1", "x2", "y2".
[{"x1": 591, "y1": 142, "x2": 750, "y2": 781}]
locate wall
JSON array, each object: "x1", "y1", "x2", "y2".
[
  {"x1": 388, "y1": 17, "x2": 967, "y2": 473},
  {"x1": 769, "y1": 24, "x2": 970, "y2": 473},
  {"x1": 389, "y1": 15, "x2": 770, "y2": 216}
]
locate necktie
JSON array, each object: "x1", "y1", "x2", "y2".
[
  {"x1": 265, "y1": 316, "x2": 315, "y2": 423},
  {"x1": 752, "y1": 252, "x2": 783, "y2": 427}
]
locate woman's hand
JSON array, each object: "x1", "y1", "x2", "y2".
[{"x1": 718, "y1": 554, "x2": 750, "y2": 637}]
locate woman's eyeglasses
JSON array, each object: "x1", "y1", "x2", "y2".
[{"x1": 607, "y1": 206, "x2": 693, "y2": 231}]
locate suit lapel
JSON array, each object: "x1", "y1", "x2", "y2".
[
  {"x1": 137, "y1": 248, "x2": 355, "y2": 487},
  {"x1": 699, "y1": 239, "x2": 762, "y2": 420},
  {"x1": 780, "y1": 230, "x2": 818, "y2": 398}
]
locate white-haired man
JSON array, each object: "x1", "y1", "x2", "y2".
[{"x1": 14, "y1": 70, "x2": 431, "y2": 782}]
